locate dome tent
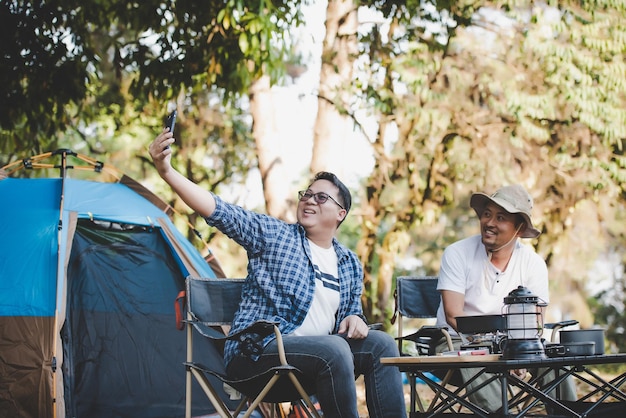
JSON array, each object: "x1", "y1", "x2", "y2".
[{"x1": 0, "y1": 150, "x2": 233, "y2": 418}]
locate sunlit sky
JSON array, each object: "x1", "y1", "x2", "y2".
[{"x1": 229, "y1": 1, "x2": 377, "y2": 207}]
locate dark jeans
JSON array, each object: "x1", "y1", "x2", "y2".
[{"x1": 227, "y1": 330, "x2": 407, "y2": 418}]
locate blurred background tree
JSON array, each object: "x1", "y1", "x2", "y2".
[
  {"x1": 325, "y1": 1, "x2": 626, "y2": 340},
  {"x1": 1, "y1": 0, "x2": 625, "y2": 351}
]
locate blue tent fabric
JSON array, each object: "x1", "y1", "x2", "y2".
[
  {"x1": 63, "y1": 220, "x2": 207, "y2": 417},
  {"x1": 0, "y1": 177, "x2": 229, "y2": 418},
  {"x1": 0, "y1": 179, "x2": 61, "y2": 316}
]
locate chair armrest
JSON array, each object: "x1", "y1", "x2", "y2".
[
  {"x1": 228, "y1": 320, "x2": 276, "y2": 340},
  {"x1": 398, "y1": 325, "x2": 448, "y2": 341},
  {"x1": 188, "y1": 317, "x2": 277, "y2": 341},
  {"x1": 188, "y1": 316, "x2": 279, "y2": 357},
  {"x1": 396, "y1": 325, "x2": 454, "y2": 354},
  {"x1": 228, "y1": 320, "x2": 279, "y2": 357}
]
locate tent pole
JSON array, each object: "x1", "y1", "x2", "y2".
[{"x1": 53, "y1": 150, "x2": 68, "y2": 418}]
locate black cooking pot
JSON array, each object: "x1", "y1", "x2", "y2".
[
  {"x1": 456, "y1": 315, "x2": 506, "y2": 334},
  {"x1": 559, "y1": 328, "x2": 605, "y2": 355}
]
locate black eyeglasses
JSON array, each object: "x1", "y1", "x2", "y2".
[{"x1": 298, "y1": 190, "x2": 344, "y2": 210}]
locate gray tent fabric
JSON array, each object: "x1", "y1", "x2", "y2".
[{"x1": 0, "y1": 158, "x2": 236, "y2": 418}]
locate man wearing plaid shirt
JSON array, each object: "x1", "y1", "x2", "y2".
[{"x1": 150, "y1": 130, "x2": 406, "y2": 418}]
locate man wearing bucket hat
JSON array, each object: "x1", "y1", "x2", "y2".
[{"x1": 434, "y1": 184, "x2": 575, "y2": 412}]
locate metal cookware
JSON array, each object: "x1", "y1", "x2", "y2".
[
  {"x1": 456, "y1": 315, "x2": 507, "y2": 334},
  {"x1": 559, "y1": 328, "x2": 605, "y2": 355},
  {"x1": 562, "y1": 341, "x2": 596, "y2": 356},
  {"x1": 544, "y1": 341, "x2": 596, "y2": 357}
]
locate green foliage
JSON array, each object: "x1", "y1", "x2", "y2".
[
  {"x1": 590, "y1": 276, "x2": 626, "y2": 353},
  {"x1": 1, "y1": 1, "x2": 87, "y2": 156},
  {"x1": 4, "y1": 0, "x2": 626, "y2": 347},
  {"x1": 124, "y1": 0, "x2": 301, "y2": 100},
  {"x1": 0, "y1": 0, "x2": 302, "y2": 163},
  {"x1": 345, "y1": 0, "x2": 626, "y2": 330}
]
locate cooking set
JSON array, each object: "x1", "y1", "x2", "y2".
[{"x1": 456, "y1": 314, "x2": 605, "y2": 358}]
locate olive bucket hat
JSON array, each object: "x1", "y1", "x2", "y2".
[{"x1": 469, "y1": 184, "x2": 541, "y2": 238}]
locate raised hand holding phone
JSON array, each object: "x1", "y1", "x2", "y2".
[{"x1": 164, "y1": 110, "x2": 177, "y2": 149}]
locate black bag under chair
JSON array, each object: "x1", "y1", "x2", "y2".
[{"x1": 184, "y1": 276, "x2": 321, "y2": 418}]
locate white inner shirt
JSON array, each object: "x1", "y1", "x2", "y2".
[{"x1": 292, "y1": 239, "x2": 341, "y2": 336}]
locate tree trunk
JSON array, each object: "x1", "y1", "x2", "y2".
[
  {"x1": 310, "y1": 0, "x2": 358, "y2": 176},
  {"x1": 249, "y1": 76, "x2": 295, "y2": 222},
  {"x1": 357, "y1": 118, "x2": 392, "y2": 321}
]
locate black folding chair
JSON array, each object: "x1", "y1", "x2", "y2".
[
  {"x1": 391, "y1": 275, "x2": 457, "y2": 414},
  {"x1": 184, "y1": 276, "x2": 320, "y2": 418}
]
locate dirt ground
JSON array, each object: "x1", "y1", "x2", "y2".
[{"x1": 356, "y1": 374, "x2": 438, "y2": 416}]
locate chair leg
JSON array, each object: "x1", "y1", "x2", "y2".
[
  {"x1": 242, "y1": 374, "x2": 282, "y2": 418},
  {"x1": 273, "y1": 402, "x2": 286, "y2": 418},
  {"x1": 242, "y1": 379, "x2": 315, "y2": 418},
  {"x1": 232, "y1": 398, "x2": 251, "y2": 418},
  {"x1": 189, "y1": 367, "x2": 235, "y2": 418},
  {"x1": 286, "y1": 372, "x2": 321, "y2": 418},
  {"x1": 185, "y1": 366, "x2": 193, "y2": 418},
  {"x1": 186, "y1": 319, "x2": 194, "y2": 418},
  {"x1": 428, "y1": 370, "x2": 457, "y2": 412},
  {"x1": 258, "y1": 402, "x2": 283, "y2": 418},
  {"x1": 303, "y1": 400, "x2": 319, "y2": 418},
  {"x1": 258, "y1": 402, "x2": 287, "y2": 418},
  {"x1": 243, "y1": 372, "x2": 320, "y2": 418},
  {"x1": 288, "y1": 399, "x2": 316, "y2": 418}
]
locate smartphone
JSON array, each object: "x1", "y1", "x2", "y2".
[{"x1": 164, "y1": 110, "x2": 177, "y2": 149}]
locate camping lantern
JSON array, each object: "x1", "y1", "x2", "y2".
[{"x1": 502, "y1": 286, "x2": 546, "y2": 360}]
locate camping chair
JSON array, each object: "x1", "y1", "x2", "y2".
[
  {"x1": 184, "y1": 276, "x2": 321, "y2": 418},
  {"x1": 391, "y1": 275, "x2": 457, "y2": 414}
]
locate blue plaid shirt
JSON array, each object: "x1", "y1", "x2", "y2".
[{"x1": 205, "y1": 195, "x2": 365, "y2": 366}]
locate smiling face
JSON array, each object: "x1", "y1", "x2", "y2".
[
  {"x1": 297, "y1": 179, "x2": 346, "y2": 238},
  {"x1": 479, "y1": 202, "x2": 524, "y2": 251}
]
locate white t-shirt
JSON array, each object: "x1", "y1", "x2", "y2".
[
  {"x1": 292, "y1": 239, "x2": 341, "y2": 336},
  {"x1": 436, "y1": 235, "x2": 549, "y2": 335}
]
